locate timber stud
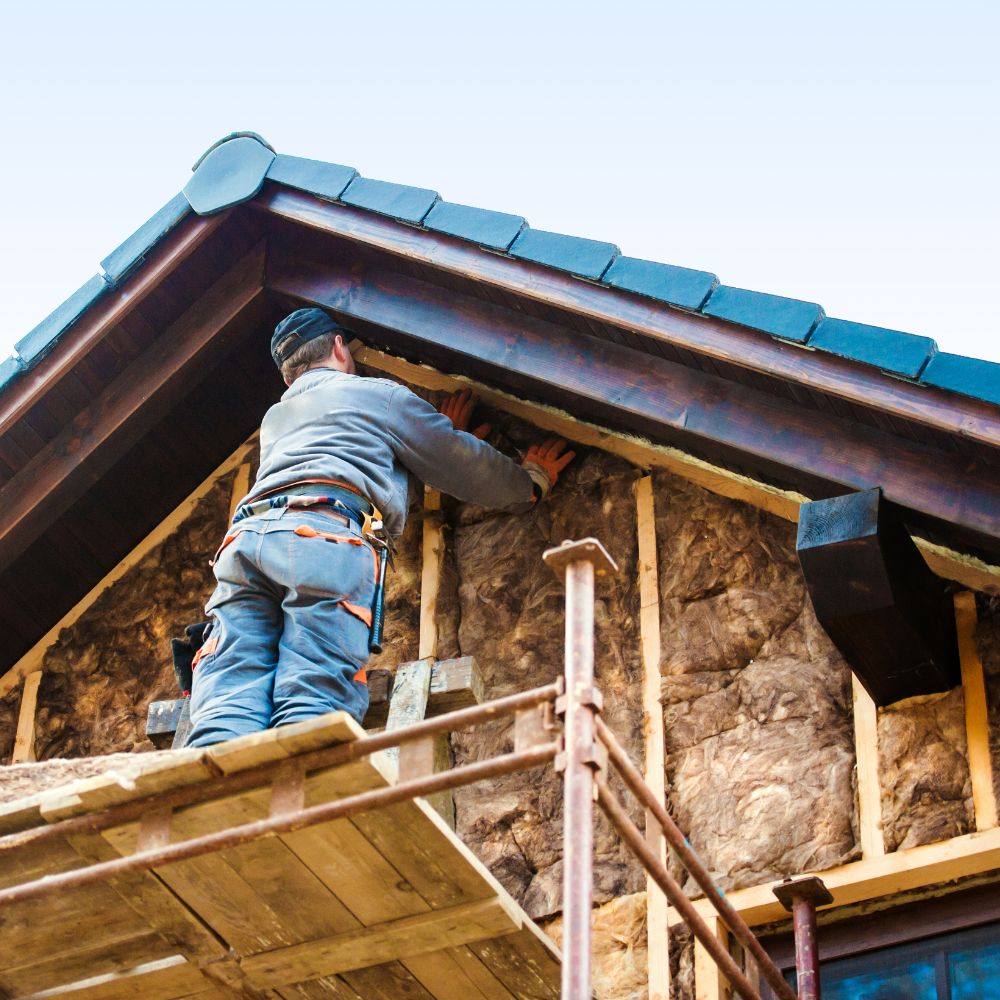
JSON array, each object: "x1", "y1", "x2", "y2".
[
  {"x1": 773, "y1": 875, "x2": 833, "y2": 1000},
  {"x1": 543, "y1": 537, "x2": 618, "y2": 1000}
]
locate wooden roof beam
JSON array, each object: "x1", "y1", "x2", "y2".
[
  {"x1": 0, "y1": 211, "x2": 230, "y2": 440},
  {"x1": 268, "y1": 254, "x2": 1000, "y2": 561},
  {"x1": 0, "y1": 243, "x2": 265, "y2": 574},
  {"x1": 259, "y1": 189, "x2": 1000, "y2": 452}
]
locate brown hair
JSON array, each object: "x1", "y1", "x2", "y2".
[{"x1": 280, "y1": 332, "x2": 336, "y2": 384}]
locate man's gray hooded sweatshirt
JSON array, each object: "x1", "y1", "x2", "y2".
[{"x1": 245, "y1": 369, "x2": 534, "y2": 537}]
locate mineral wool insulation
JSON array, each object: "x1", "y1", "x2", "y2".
[{"x1": 2, "y1": 384, "x2": 1000, "y2": 1000}]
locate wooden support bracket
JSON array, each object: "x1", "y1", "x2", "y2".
[{"x1": 385, "y1": 659, "x2": 434, "y2": 765}]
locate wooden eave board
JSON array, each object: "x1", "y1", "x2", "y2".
[{"x1": 0, "y1": 713, "x2": 562, "y2": 1000}]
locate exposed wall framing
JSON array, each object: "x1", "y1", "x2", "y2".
[
  {"x1": 419, "y1": 488, "x2": 445, "y2": 662},
  {"x1": 0, "y1": 435, "x2": 259, "y2": 707},
  {"x1": 852, "y1": 677, "x2": 885, "y2": 858},
  {"x1": 956, "y1": 591, "x2": 998, "y2": 831},
  {"x1": 11, "y1": 670, "x2": 42, "y2": 763},
  {"x1": 227, "y1": 461, "x2": 252, "y2": 524},
  {"x1": 679, "y1": 820, "x2": 1000, "y2": 927},
  {"x1": 352, "y1": 342, "x2": 1000, "y2": 999},
  {"x1": 694, "y1": 915, "x2": 731, "y2": 1000},
  {"x1": 635, "y1": 476, "x2": 671, "y2": 1000}
]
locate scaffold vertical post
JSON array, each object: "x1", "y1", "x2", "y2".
[
  {"x1": 544, "y1": 538, "x2": 619, "y2": 1000},
  {"x1": 773, "y1": 876, "x2": 833, "y2": 1000}
]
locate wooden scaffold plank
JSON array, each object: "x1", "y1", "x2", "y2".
[
  {"x1": 85, "y1": 712, "x2": 561, "y2": 1000},
  {"x1": 241, "y1": 897, "x2": 520, "y2": 988}
]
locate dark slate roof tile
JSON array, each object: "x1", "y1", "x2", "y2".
[
  {"x1": 100, "y1": 192, "x2": 190, "y2": 287},
  {"x1": 184, "y1": 135, "x2": 276, "y2": 215},
  {"x1": 341, "y1": 177, "x2": 438, "y2": 224},
  {"x1": 810, "y1": 318, "x2": 936, "y2": 379},
  {"x1": 920, "y1": 353, "x2": 1000, "y2": 406},
  {"x1": 604, "y1": 256, "x2": 718, "y2": 310},
  {"x1": 15, "y1": 274, "x2": 109, "y2": 366},
  {"x1": 510, "y1": 228, "x2": 619, "y2": 280},
  {"x1": 702, "y1": 286, "x2": 823, "y2": 343},
  {"x1": 266, "y1": 154, "x2": 357, "y2": 201},
  {"x1": 0, "y1": 355, "x2": 25, "y2": 392},
  {"x1": 424, "y1": 201, "x2": 526, "y2": 251}
]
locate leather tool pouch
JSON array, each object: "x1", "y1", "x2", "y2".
[{"x1": 170, "y1": 620, "x2": 212, "y2": 695}]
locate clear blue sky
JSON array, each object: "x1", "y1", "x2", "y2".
[{"x1": 1, "y1": 0, "x2": 998, "y2": 364}]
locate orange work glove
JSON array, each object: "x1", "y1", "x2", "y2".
[
  {"x1": 438, "y1": 388, "x2": 491, "y2": 439},
  {"x1": 522, "y1": 439, "x2": 576, "y2": 499}
]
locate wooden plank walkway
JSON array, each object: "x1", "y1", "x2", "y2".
[{"x1": 0, "y1": 713, "x2": 563, "y2": 999}]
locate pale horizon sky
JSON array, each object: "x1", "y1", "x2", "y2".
[{"x1": 2, "y1": 0, "x2": 998, "y2": 367}]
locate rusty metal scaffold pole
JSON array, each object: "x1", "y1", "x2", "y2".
[
  {"x1": 543, "y1": 538, "x2": 619, "y2": 1000},
  {"x1": 773, "y1": 877, "x2": 833, "y2": 1000}
]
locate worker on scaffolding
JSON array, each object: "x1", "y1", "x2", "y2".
[{"x1": 185, "y1": 307, "x2": 574, "y2": 748}]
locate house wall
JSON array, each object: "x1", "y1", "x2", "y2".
[{"x1": 2, "y1": 382, "x2": 998, "y2": 1000}]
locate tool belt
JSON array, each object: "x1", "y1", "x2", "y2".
[
  {"x1": 229, "y1": 481, "x2": 391, "y2": 654},
  {"x1": 233, "y1": 482, "x2": 383, "y2": 538}
]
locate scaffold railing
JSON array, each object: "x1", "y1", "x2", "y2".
[{"x1": 0, "y1": 537, "x2": 825, "y2": 1000}]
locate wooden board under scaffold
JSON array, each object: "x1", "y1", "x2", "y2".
[{"x1": 0, "y1": 713, "x2": 562, "y2": 999}]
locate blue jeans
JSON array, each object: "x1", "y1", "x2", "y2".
[{"x1": 186, "y1": 507, "x2": 376, "y2": 747}]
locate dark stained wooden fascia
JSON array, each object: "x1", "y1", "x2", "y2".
[
  {"x1": 0, "y1": 211, "x2": 231, "y2": 441},
  {"x1": 258, "y1": 188, "x2": 1000, "y2": 452},
  {"x1": 268, "y1": 254, "x2": 1000, "y2": 558},
  {"x1": 0, "y1": 243, "x2": 266, "y2": 574}
]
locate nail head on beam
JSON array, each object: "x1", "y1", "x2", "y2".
[
  {"x1": 542, "y1": 537, "x2": 619, "y2": 579},
  {"x1": 772, "y1": 875, "x2": 834, "y2": 911}
]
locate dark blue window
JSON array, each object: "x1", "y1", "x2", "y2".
[{"x1": 783, "y1": 923, "x2": 1000, "y2": 999}]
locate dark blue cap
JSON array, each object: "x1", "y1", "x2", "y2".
[{"x1": 271, "y1": 308, "x2": 346, "y2": 367}]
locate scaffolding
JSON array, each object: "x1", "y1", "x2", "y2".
[{"x1": 0, "y1": 538, "x2": 827, "y2": 1000}]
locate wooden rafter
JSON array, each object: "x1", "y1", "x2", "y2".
[
  {"x1": 262, "y1": 188, "x2": 1000, "y2": 451},
  {"x1": 0, "y1": 242, "x2": 266, "y2": 573},
  {"x1": 0, "y1": 213, "x2": 228, "y2": 440},
  {"x1": 272, "y1": 257, "x2": 1000, "y2": 561}
]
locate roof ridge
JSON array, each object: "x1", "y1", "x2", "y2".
[{"x1": 4, "y1": 132, "x2": 997, "y2": 410}]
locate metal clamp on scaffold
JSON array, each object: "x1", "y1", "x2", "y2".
[
  {"x1": 555, "y1": 686, "x2": 603, "y2": 718},
  {"x1": 554, "y1": 739, "x2": 608, "y2": 775}
]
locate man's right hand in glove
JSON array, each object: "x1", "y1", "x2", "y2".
[{"x1": 522, "y1": 438, "x2": 576, "y2": 500}]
